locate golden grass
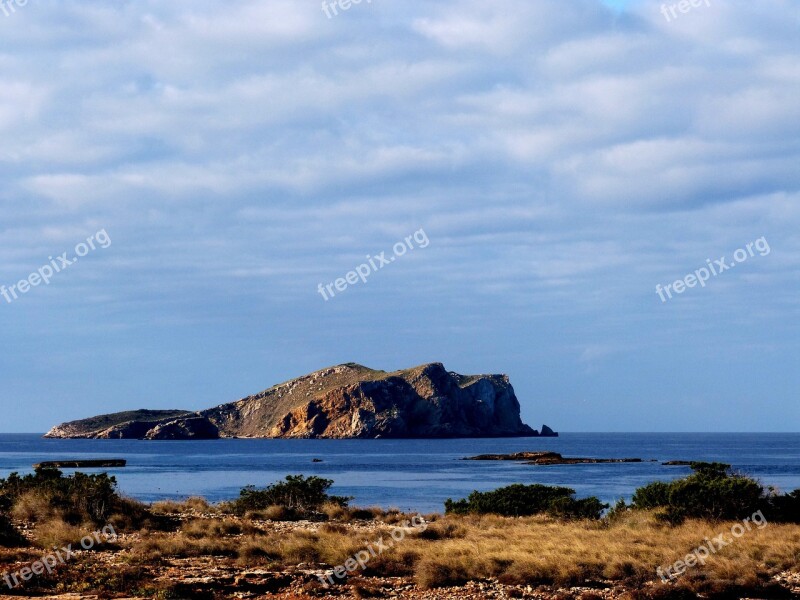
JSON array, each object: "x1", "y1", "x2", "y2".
[
  {"x1": 150, "y1": 497, "x2": 211, "y2": 515},
  {"x1": 10, "y1": 490, "x2": 60, "y2": 523},
  {"x1": 33, "y1": 518, "x2": 93, "y2": 549},
  {"x1": 404, "y1": 512, "x2": 800, "y2": 591},
  {"x1": 116, "y1": 510, "x2": 800, "y2": 594}
]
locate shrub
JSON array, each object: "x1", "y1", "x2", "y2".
[
  {"x1": 0, "y1": 468, "x2": 158, "y2": 533},
  {"x1": 767, "y1": 488, "x2": 800, "y2": 523},
  {"x1": 229, "y1": 475, "x2": 351, "y2": 516},
  {"x1": 0, "y1": 512, "x2": 26, "y2": 547},
  {"x1": 631, "y1": 481, "x2": 671, "y2": 510},
  {"x1": 605, "y1": 499, "x2": 629, "y2": 523},
  {"x1": 33, "y1": 517, "x2": 88, "y2": 548},
  {"x1": 444, "y1": 483, "x2": 607, "y2": 518},
  {"x1": 547, "y1": 496, "x2": 608, "y2": 520},
  {"x1": 250, "y1": 505, "x2": 296, "y2": 521},
  {"x1": 632, "y1": 462, "x2": 766, "y2": 522},
  {"x1": 0, "y1": 467, "x2": 118, "y2": 525},
  {"x1": 150, "y1": 497, "x2": 211, "y2": 515}
]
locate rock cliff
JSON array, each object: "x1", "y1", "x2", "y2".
[{"x1": 45, "y1": 363, "x2": 545, "y2": 440}]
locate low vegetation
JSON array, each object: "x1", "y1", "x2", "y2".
[
  {"x1": 445, "y1": 483, "x2": 608, "y2": 519},
  {"x1": 632, "y1": 462, "x2": 800, "y2": 524},
  {"x1": 0, "y1": 467, "x2": 797, "y2": 598},
  {"x1": 225, "y1": 474, "x2": 352, "y2": 517},
  {"x1": 0, "y1": 511, "x2": 26, "y2": 547},
  {"x1": 0, "y1": 467, "x2": 164, "y2": 548},
  {"x1": 0, "y1": 466, "x2": 120, "y2": 525}
]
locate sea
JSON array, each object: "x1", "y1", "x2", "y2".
[{"x1": 1, "y1": 433, "x2": 798, "y2": 514}]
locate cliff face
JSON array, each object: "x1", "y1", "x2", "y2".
[{"x1": 45, "y1": 363, "x2": 543, "y2": 440}]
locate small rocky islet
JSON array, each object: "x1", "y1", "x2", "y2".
[{"x1": 465, "y1": 451, "x2": 648, "y2": 465}]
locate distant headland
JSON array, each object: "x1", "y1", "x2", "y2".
[{"x1": 44, "y1": 362, "x2": 557, "y2": 440}]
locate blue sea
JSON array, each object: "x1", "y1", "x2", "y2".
[{"x1": 1, "y1": 433, "x2": 798, "y2": 513}]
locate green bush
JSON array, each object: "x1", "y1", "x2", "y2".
[
  {"x1": 630, "y1": 481, "x2": 670, "y2": 509},
  {"x1": 229, "y1": 475, "x2": 351, "y2": 516},
  {"x1": 444, "y1": 483, "x2": 607, "y2": 519},
  {"x1": 0, "y1": 467, "x2": 119, "y2": 525},
  {"x1": 548, "y1": 496, "x2": 608, "y2": 520},
  {"x1": 632, "y1": 462, "x2": 766, "y2": 523},
  {"x1": 768, "y1": 489, "x2": 800, "y2": 523},
  {"x1": 0, "y1": 512, "x2": 26, "y2": 547},
  {"x1": 0, "y1": 467, "x2": 160, "y2": 532}
]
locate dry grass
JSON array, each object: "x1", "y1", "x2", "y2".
[
  {"x1": 10, "y1": 490, "x2": 60, "y2": 523},
  {"x1": 181, "y1": 517, "x2": 253, "y2": 538},
  {"x1": 246, "y1": 505, "x2": 294, "y2": 521},
  {"x1": 150, "y1": 497, "x2": 212, "y2": 515},
  {"x1": 404, "y1": 512, "x2": 800, "y2": 591},
  {"x1": 109, "y1": 510, "x2": 800, "y2": 596},
  {"x1": 32, "y1": 518, "x2": 88, "y2": 549}
]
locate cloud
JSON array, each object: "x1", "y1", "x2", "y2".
[{"x1": 0, "y1": 0, "x2": 798, "y2": 431}]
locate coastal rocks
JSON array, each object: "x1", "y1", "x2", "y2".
[
  {"x1": 541, "y1": 424, "x2": 558, "y2": 437},
  {"x1": 44, "y1": 412, "x2": 218, "y2": 441},
  {"x1": 144, "y1": 416, "x2": 219, "y2": 440},
  {"x1": 46, "y1": 362, "x2": 543, "y2": 440},
  {"x1": 33, "y1": 460, "x2": 126, "y2": 469},
  {"x1": 44, "y1": 410, "x2": 192, "y2": 439},
  {"x1": 466, "y1": 451, "x2": 645, "y2": 465}
]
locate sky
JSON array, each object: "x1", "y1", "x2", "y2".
[{"x1": 0, "y1": 0, "x2": 798, "y2": 433}]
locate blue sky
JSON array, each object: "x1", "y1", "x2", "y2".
[{"x1": 1, "y1": 0, "x2": 798, "y2": 433}]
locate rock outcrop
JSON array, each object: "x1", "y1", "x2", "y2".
[
  {"x1": 465, "y1": 451, "x2": 645, "y2": 465},
  {"x1": 144, "y1": 416, "x2": 220, "y2": 440},
  {"x1": 44, "y1": 410, "x2": 193, "y2": 439},
  {"x1": 540, "y1": 424, "x2": 558, "y2": 437},
  {"x1": 45, "y1": 363, "x2": 544, "y2": 440}
]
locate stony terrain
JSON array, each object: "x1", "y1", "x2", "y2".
[
  {"x1": 45, "y1": 363, "x2": 547, "y2": 440},
  {"x1": 2, "y1": 513, "x2": 798, "y2": 600}
]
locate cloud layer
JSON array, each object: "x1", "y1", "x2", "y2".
[{"x1": 1, "y1": 0, "x2": 798, "y2": 431}]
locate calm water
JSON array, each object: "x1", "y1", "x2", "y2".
[{"x1": 1, "y1": 433, "x2": 798, "y2": 513}]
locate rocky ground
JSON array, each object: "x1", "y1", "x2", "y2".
[
  {"x1": 2, "y1": 514, "x2": 799, "y2": 600},
  {"x1": 2, "y1": 574, "x2": 799, "y2": 600}
]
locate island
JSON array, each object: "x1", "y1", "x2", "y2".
[
  {"x1": 45, "y1": 362, "x2": 556, "y2": 440},
  {"x1": 465, "y1": 451, "x2": 646, "y2": 465}
]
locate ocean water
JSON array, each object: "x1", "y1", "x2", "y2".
[{"x1": 1, "y1": 433, "x2": 798, "y2": 513}]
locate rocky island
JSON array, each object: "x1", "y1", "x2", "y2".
[
  {"x1": 465, "y1": 451, "x2": 646, "y2": 465},
  {"x1": 45, "y1": 362, "x2": 552, "y2": 440}
]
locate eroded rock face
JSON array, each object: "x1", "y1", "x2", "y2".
[
  {"x1": 45, "y1": 363, "x2": 541, "y2": 439},
  {"x1": 202, "y1": 363, "x2": 536, "y2": 439},
  {"x1": 144, "y1": 416, "x2": 220, "y2": 440}
]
